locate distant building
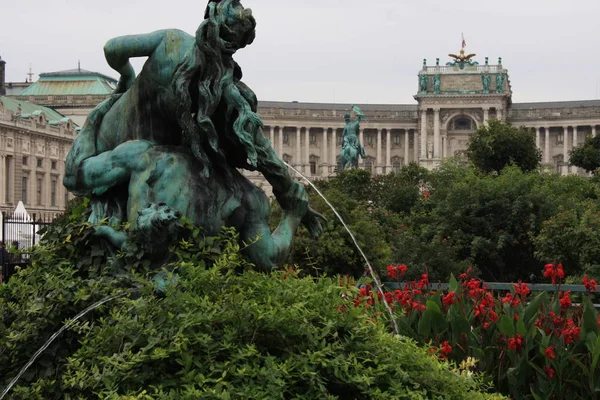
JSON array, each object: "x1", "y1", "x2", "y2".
[
  {"x1": 0, "y1": 96, "x2": 77, "y2": 219},
  {"x1": 3, "y1": 48, "x2": 600, "y2": 209},
  {"x1": 16, "y1": 66, "x2": 117, "y2": 126}
]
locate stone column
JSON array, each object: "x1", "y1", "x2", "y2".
[
  {"x1": 563, "y1": 126, "x2": 569, "y2": 175},
  {"x1": 295, "y1": 127, "x2": 301, "y2": 168},
  {"x1": 483, "y1": 107, "x2": 490, "y2": 125},
  {"x1": 305, "y1": 127, "x2": 310, "y2": 173},
  {"x1": 376, "y1": 129, "x2": 382, "y2": 174},
  {"x1": 433, "y1": 108, "x2": 440, "y2": 158},
  {"x1": 593, "y1": 125, "x2": 597, "y2": 137},
  {"x1": 544, "y1": 127, "x2": 550, "y2": 164},
  {"x1": 269, "y1": 126, "x2": 274, "y2": 147},
  {"x1": 331, "y1": 128, "x2": 337, "y2": 171},
  {"x1": 404, "y1": 130, "x2": 409, "y2": 165},
  {"x1": 386, "y1": 129, "x2": 391, "y2": 171},
  {"x1": 535, "y1": 127, "x2": 540, "y2": 150},
  {"x1": 278, "y1": 126, "x2": 284, "y2": 157},
  {"x1": 0, "y1": 155, "x2": 5, "y2": 205},
  {"x1": 321, "y1": 128, "x2": 328, "y2": 175},
  {"x1": 359, "y1": 129, "x2": 364, "y2": 167},
  {"x1": 414, "y1": 130, "x2": 419, "y2": 162},
  {"x1": 573, "y1": 126, "x2": 578, "y2": 148},
  {"x1": 420, "y1": 110, "x2": 427, "y2": 159},
  {"x1": 442, "y1": 136, "x2": 447, "y2": 159}
]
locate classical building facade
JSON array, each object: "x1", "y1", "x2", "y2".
[
  {"x1": 3, "y1": 50, "x2": 600, "y2": 207},
  {"x1": 0, "y1": 96, "x2": 77, "y2": 218}
]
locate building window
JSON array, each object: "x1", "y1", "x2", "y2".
[
  {"x1": 310, "y1": 161, "x2": 317, "y2": 175},
  {"x1": 283, "y1": 133, "x2": 289, "y2": 144},
  {"x1": 393, "y1": 135, "x2": 400, "y2": 145},
  {"x1": 36, "y1": 177, "x2": 43, "y2": 206},
  {"x1": 337, "y1": 135, "x2": 343, "y2": 145},
  {"x1": 553, "y1": 154, "x2": 564, "y2": 166},
  {"x1": 51, "y1": 178, "x2": 57, "y2": 207},
  {"x1": 454, "y1": 118, "x2": 473, "y2": 130},
  {"x1": 37, "y1": 158, "x2": 43, "y2": 168},
  {"x1": 556, "y1": 134, "x2": 564, "y2": 144},
  {"x1": 364, "y1": 158, "x2": 373, "y2": 173},
  {"x1": 310, "y1": 134, "x2": 316, "y2": 144},
  {"x1": 392, "y1": 157, "x2": 403, "y2": 174},
  {"x1": 51, "y1": 160, "x2": 57, "y2": 170},
  {"x1": 22, "y1": 176, "x2": 28, "y2": 204},
  {"x1": 22, "y1": 156, "x2": 28, "y2": 166}
]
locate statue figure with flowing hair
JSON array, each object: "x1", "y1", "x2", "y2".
[{"x1": 64, "y1": 0, "x2": 324, "y2": 269}]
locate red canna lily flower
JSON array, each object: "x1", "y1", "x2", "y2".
[
  {"x1": 440, "y1": 341, "x2": 452, "y2": 358},
  {"x1": 545, "y1": 346, "x2": 556, "y2": 359},
  {"x1": 583, "y1": 275, "x2": 598, "y2": 292},
  {"x1": 544, "y1": 366, "x2": 555, "y2": 379},
  {"x1": 442, "y1": 291, "x2": 457, "y2": 306}
]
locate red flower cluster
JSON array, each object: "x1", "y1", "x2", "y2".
[
  {"x1": 439, "y1": 341, "x2": 452, "y2": 359},
  {"x1": 502, "y1": 293, "x2": 521, "y2": 308},
  {"x1": 543, "y1": 263, "x2": 565, "y2": 285},
  {"x1": 441, "y1": 291, "x2": 457, "y2": 306},
  {"x1": 507, "y1": 334, "x2": 525, "y2": 351},
  {"x1": 583, "y1": 275, "x2": 598, "y2": 292},
  {"x1": 544, "y1": 366, "x2": 555, "y2": 379},
  {"x1": 386, "y1": 264, "x2": 408, "y2": 280},
  {"x1": 559, "y1": 291, "x2": 572, "y2": 310},
  {"x1": 393, "y1": 284, "x2": 426, "y2": 315},
  {"x1": 536, "y1": 311, "x2": 581, "y2": 345},
  {"x1": 513, "y1": 282, "x2": 530, "y2": 297}
]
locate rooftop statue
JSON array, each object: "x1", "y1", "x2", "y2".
[
  {"x1": 339, "y1": 105, "x2": 366, "y2": 171},
  {"x1": 63, "y1": 0, "x2": 324, "y2": 269}
]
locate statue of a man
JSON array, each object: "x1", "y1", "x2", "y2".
[
  {"x1": 496, "y1": 72, "x2": 505, "y2": 93},
  {"x1": 482, "y1": 73, "x2": 490, "y2": 93},
  {"x1": 419, "y1": 74, "x2": 428, "y2": 93},
  {"x1": 339, "y1": 107, "x2": 366, "y2": 170},
  {"x1": 427, "y1": 140, "x2": 433, "y2": 159},
  {"x1": 433, "y1": 75, "x2": 441, "y2": 94}
]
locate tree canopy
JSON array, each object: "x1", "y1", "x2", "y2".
[
  {"x1": 570, "y1": 134, "x2": 600, "y2": 173},
  {"x1": 466, "y1": 120, "x2": 541, "y2": 174}
]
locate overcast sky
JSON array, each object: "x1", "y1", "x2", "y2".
[{"x1": 2, "y1": 0, "x2": 600, "y2": 104}]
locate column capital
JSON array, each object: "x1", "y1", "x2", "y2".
[
  {"x1": 433, "y1": 107, "x2": 441, "y2": 113},
  {"x1": 482, "y1": 106, "x2": 490, "y2": 111}
]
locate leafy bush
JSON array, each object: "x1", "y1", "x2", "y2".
[{"x1": 0, "y1": 205, "x2": 501, "y2": 399}]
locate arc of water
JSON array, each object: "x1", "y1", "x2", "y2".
[
  {"x1": 0, "y1": 291, "x2": 130, "y2": 400},
  {"x1": 283, "y1": 162, "x2": 399, "y2": 335}
]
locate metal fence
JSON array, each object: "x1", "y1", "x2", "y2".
[{"x1": 1, "y1": 212, "x2": 53, "y2": 283}]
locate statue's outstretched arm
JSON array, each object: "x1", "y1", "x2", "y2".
[
  {"x1": 74, "y1": 140, "x2": 153, "y2": 195},
  {"x1": 104, "y1": 30, "x2": 168, "y2": 93}
]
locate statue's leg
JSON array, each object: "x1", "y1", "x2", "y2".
[
  {"x1": 94, "y1": 226, "x2": 127, "y2": 250},
  {"x1": 237, "y1": 182, "x2": 306, "y2": 270}
]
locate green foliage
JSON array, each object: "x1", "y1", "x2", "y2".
[
  {"x1": 0, "y1": 206, "x2": 500, "y2": 399},
  {"x1": 467, "y1": 120, "x2": 541, "y2": 174},
  {"x1": 534, "y1": 200, "x2": 600, "y2": 276},
  {"x1": 570, "y1": 134, "x2": 600, "y2": 173}
]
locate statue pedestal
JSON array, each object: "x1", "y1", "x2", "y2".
[{"x1": 420, "y1": 158, "x2": 442, "y2": 171}]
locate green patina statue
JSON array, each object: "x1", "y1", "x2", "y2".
[
  {"x1": 63, "y1": 0, "x2": 324, "y2": 270},
  {"x1": 433, "y1": 75, "x2": 441, "y2": 94},
  {"x1": 338, "y1": 106, "x2": 366, "y2": 171},
  {"x1": 419, "y1": 74, "x2": 428, "y2": 93},
  {"x1": 496, "y1": 72, "x2": 505, "y2": 93},
  {"x1": 482, "y1": 72, "x2": 490, "y2": 93}
]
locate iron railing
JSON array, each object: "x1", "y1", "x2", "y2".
[{"x1": 1, "y1": 212, "x2": 53, "y2": 283}]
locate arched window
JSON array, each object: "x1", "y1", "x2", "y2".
[
  {"x1": 454, "y1": 117, "x2": 473, "y2": 130},
  {"x1": 309, "y1": 155, "x2": 320, "y2": 176},
  {"x1": 364, "y1": 157, "x2": 375, "y2": 173}
]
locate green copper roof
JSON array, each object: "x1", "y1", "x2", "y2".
[
  {"x1": 0, "y1": 96, "x2": 68, "y2": 123},
  {"x1": 18, "y1": 68, "x2": 117, "y2": 96}
]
